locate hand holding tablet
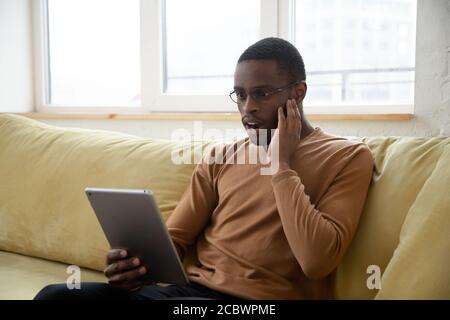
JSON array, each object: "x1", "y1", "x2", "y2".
[
  {"x1": 85, "y1": 188, "x2": 189, "y2": 290},
  {"x1": 103, "y1": 248, "x2": 151, "y2": 291}
]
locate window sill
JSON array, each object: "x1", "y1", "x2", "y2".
[{"x1": 9, "y1": 112, "x2": 414, "y2": 121}]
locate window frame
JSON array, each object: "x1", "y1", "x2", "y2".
[{"x1": 32, "y1": 0, "x2": 415, "y2": 115}]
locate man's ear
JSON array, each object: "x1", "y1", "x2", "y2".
[{"x1": 294, "y1": 81, "x2": 307, "y2": 103}]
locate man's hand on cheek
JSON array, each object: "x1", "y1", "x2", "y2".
[{"x1": 268, "y1": 99, "x2": 302, "y2": 173}]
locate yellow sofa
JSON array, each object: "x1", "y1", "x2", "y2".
[{"x1": 0, "y1": 114, "x2": 449, "y2": 300}]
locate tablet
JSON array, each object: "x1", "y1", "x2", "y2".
[{"x1": 85, "y1": 187, "x2": 189, "y2": 285}]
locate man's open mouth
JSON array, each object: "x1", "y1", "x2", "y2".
[
  {"x1": 245, "y1": 122, "x2": 261, "y2": 130},
  {"x1": 243, "y1": 118, "x2": 264, "y2": 131}
]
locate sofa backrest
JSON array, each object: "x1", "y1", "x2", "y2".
[
  {"x1": 0, "y1": 114, "x2": 209, "y2": 271},
  {"x1": 335, "y1": 135, "x2": 449, "y2": 299},
  {"x1": 1, "y1": 114, "x2": 449, "y2": 299}
]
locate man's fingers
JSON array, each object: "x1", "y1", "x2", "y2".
[
  {"x1": 278, "y1": 107, "x2": 285, "y2": 130},
  {"x1": 108, "y1": 266, "x2": 147, "y2": 285},
  {"x1": 104, "y1": 257, "x2": 141, "y2": 278},
  {"x1": 287, "y1": 99, "x2": 294, "y2": 117},
  {"x1": 287, "y1": 99, "x2": 298, "y2": 132},
  {"x1": 286, "y1": 99, "x2": 293, "y2": 129},
  {"x1": 295, "y1": 102, "x2": 301, "y2": 119},
  {"x1": 106, "y1": 249, "x2": 127, "y2": 265}
]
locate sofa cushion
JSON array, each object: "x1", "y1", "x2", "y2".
[
  {"x1": 374, "y1": 144, "x2": 450, "y2": 299},
  {"x1": 334, "y1": 136, "x2": 449, "y2": 299},
  {"x1": 0, "y1": 114, "x2": 210, "y2": 271},
  {"x1": 0, "y1": 251, "x2": 104, "y2": 300}
]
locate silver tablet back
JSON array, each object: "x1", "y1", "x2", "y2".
[{"x1": 85, "y1": 188, "x2": 189, "y2": 285}]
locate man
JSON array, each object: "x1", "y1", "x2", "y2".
[{"x1": 35, "y1": 37, "x2": 373, "y2": 300}]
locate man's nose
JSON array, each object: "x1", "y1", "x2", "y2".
[{"x1": 242, "y1": 96, "x2": 260, "y2": 114}]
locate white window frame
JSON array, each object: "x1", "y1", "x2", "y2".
[{"x1": 32, "y1": 0, "x2": 414, "y2": 115}]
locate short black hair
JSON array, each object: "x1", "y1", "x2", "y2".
[{"x1": 237, "y1": 37, "x2": 306, "y2": 82}]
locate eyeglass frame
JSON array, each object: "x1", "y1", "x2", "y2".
[{"x1": 229, "y1": 80, "x2": 301, "y2": 104}]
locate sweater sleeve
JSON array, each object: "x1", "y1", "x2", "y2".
[
  {"x1": 166, "y1": 162, "x2": 218, "y2": 260},
  {"x1": 271, "y1": 146, "x2": 374, "y2": 279}
]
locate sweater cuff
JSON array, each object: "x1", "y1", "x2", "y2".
[{"x1": 271, "y1": 169, "x2": 298, "y2": 184}]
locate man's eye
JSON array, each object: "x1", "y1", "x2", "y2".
[
  {"x1": 236, "y1": 91, "x2": 247, "y2": 99},
  {"x1": 252, "y1": 90, "x2": 269, "y2": 99}
]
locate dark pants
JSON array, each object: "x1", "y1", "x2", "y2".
[{"x1": 34, "y1": 281, "x2": 240, "y2": 300}]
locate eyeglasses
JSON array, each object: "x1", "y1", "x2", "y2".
[{"x1": 229, "y1": 80, "x2": 300, "y2": 104}]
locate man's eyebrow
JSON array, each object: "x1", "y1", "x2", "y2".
[{"x1": 233, "y1": 85, "x2": 273, "y2": 90}]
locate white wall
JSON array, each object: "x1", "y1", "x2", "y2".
[
  {"x1": 2, "y1": 0, "x2": 449, "y2": 138},
  {"x1": 0, "y1": 0, "x2": 33, "y2": 112},
  {"x1": 36, "y1": 118, "x2": 247, "y2": 140}
]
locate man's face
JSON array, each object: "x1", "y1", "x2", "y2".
[{"x1": 233, "y1": 59, "x2": 294, "y2": 146}]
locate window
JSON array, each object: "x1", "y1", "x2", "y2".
[
  {"x1": 294, "y1": 0, "x2": 417, "y2": 107},
  {"x1": 34, "y1": 0, "x2": 416, "y2": 114},
  {"x1": 46, "y1": 0, "x2": 140, "y2": 106},
  {"x1": 163, "y1": 0, "x2": 260, "y2": 95}
]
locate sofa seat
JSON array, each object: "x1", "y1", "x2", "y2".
[{"x1": 0, "y1": 251, "x2": 105, "y2": 300}]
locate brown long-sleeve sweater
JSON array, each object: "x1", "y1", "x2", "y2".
[{"x1": 167, "y1": 127, "x2": 374, "y2": 299}]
